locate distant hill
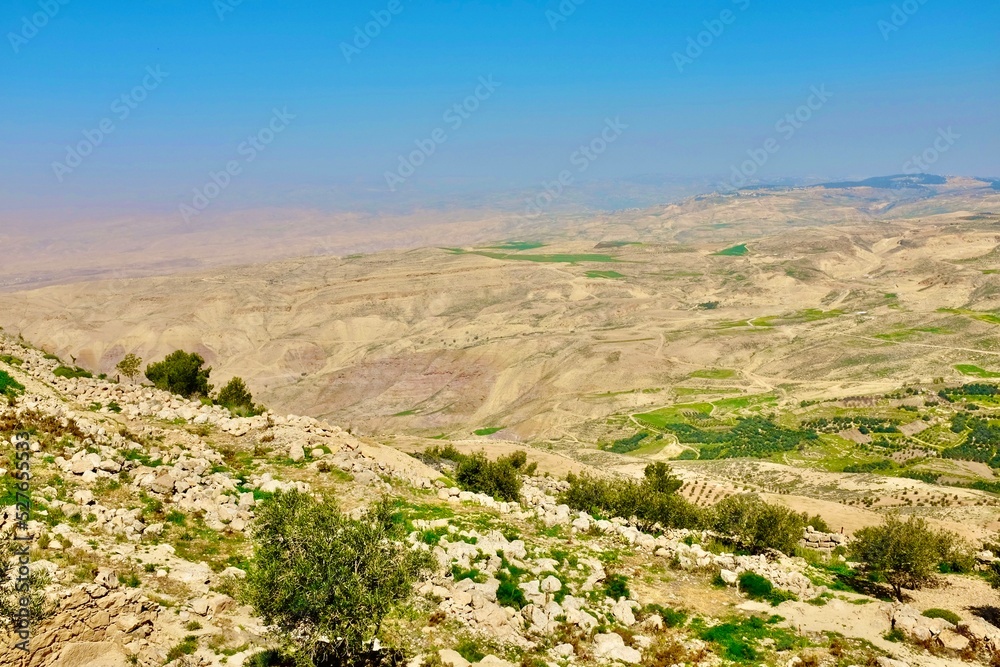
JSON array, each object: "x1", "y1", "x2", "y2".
[{"x1": 819, "y1": 174, "x2": 947, "y2": 190}]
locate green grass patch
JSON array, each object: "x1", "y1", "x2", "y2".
[
  {"x1": 939, "y1": 308, "x2": 1000, "y2": 325},
  {"x1": 922, "y1": 608, "x2": 961, "y2": 624},
  {"x1": 955, "y1": 364, "x2": 1000, "y2": 378},
  {"x1": 696, "y1": 614, "x2": 806, "y2": 662},
  {"x1": 0, "y1": 354, "x2": 24, "y2": 367},
  {"x1": 635, "y1": 403, "x2": 714, "y2": 429},
  {"x1": 738, "y1": 572, "x2": 799, "y2": 606},
  {"x1": 875, "y1": 326, "x2": 952, "y2": 342},
  {"x1": 714, "y1": 244, "x2": 749, "y2": 257},
  {"x1": 751, "y1": 309, "x2": 844, "y2": 327},
  {"x1": 690, "y1": 368, "x2": 737, "y2": 380},
  {"x1": 166, "y1": 636, "x2": 199, "y2": 662},
  {"x1": 448, "y1": 248, "x2": 620, "y2": 264},
  {"x1": 53, "y1": 365, "x2": 93, "y2": 379},
  {"x1": 483, "y1": 241, "x2": 546, "y2": 251},
  {"x1": 586, "y1": 270, "x2": 624, "y2": 279},
  {"x1": 0, "y1": 370, "x2": 25, "y2": 397},
  {"x1": 473, "y1": 427, "x2": 502, "y2": 436},
  {"x1": 673, "y1": 387, "x2": 742, "y2": 397}
]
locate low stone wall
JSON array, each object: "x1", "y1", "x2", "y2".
[{"x1": 799, "y1": 526, "x2": 848, "y2": 552}]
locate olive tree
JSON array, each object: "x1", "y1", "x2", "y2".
[
  {"x1": 115, "y1": 353, "x2": 142, "y2": 382},
  {"x1": 850, "y1": 514, "x2": 960, "y2": 601},
  {"x1": 709, "y1": 494, "x2": 806, "y2": 555},
  {"x1": 240, "y1": 490, "x2": 434, "y2": 666},
  {"x1": 144, "y1": 350, "x2": 212, "y2": 398}
]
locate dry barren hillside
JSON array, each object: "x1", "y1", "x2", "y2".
[{"x1": 2, "y1": 178, "x2": 999, "y2": 442}]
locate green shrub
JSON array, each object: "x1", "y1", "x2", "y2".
[
  {"x1": 217, "y1": 376, "x2": 265, "y2": 416},
  {"x1": 603, "y1": 573, "x2": 630, "y2": 600},
  {"x1": 922, "y1": 608, "x2": 961, "y2": 625},
  {"x1": 245, "y1": 650, "x2": 294, "y2": 667},
  {"x1": 710, "y1": 494, "x2": 805, "y2": 555},
  {"x1": 736, "y1": 572, "x2": 797, "y2": 605},
  {"x1": 884, "y1": 628, "x2": 905, "y2": 642},
  {"x1": 561, "y1": 463, "x2": 702, "y2": 532},
  {"x1": 738, "y1": 572, "x2": 773, "y2": 598},
  {"x1": 456, "y1": 453, "x2": 518, "y2": 501},
  {"x1": 241, "y1": 491, "x2": 434, "y2": 666},
  {"x1": 643, "y1": 604, "x2": 688, "y2": 628},
  {"x1": 118, "y1": 571, "x2": 141, "y2": 588},
  {"x1": 0, "y1": 354, "x2": 23, "y2": 367},
  {"x1": 166, "y1": 636, "x2": 198, "y2": 662},
  {"x1": 450, "y1": 565, "x2": 485, "y2": 583},
  {"x1": 53, "y1": 365, "x2": 92, "y2": 379},
  {"x1": 0, "y1": 370, "x2": 24, "y2": 397},
  {"x1": 456, "y1": 637, "x2": 486, "y2": 663},
  {"x1": 453, "y1": 451, "x2": 535, "y2": 502},
  {"x1": 496, "y1": 577, "x2": 527, "y2": 609},
  {"x1": 145, "y1": 350, "x2": 212, "y2": 398}
]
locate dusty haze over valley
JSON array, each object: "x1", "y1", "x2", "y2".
[{"x1": 5, "y1": 1, "x2": 1000, "y2": 666}]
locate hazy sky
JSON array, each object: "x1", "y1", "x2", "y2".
[{"x1": 1, "y1": 0, "x2": 998, "y2": 223}]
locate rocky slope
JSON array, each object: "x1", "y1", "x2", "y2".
[{"x1": 2, "y1": 333, "x2": 999, "y2": 667}]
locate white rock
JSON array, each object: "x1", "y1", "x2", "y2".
[
  {"x1": 540, "y1": 575, "x2": 562, "y2": 593},
  {"x1": 611, "y1": 599, "x2": 636, "y2": 626},
  {"x1": 593, "y1": 633, "x2": 641, "y2": 664},
  {"x1": 552, "y1": 644, "x2": 574, "y2": 658},
  {"x1": 439, "y1": 650, "x2": 470, "y2": 667},
  {"x1": 875, "y1": 658, "x2": 910, "y2": 667}
]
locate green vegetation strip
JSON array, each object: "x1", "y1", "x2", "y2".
[
  {"x1": 445, "y1": 248, "x2": 619, "y2": 263},
  {"x1": 956, "y1": 364, "x2": 1000, "y2": 378},
  {"x1": 714, "y1": 244, "x2": 749, "y2": 256}
]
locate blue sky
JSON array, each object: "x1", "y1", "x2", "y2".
[{"x1": 1, "y1": 0, "x2": 997, "y2": 221}]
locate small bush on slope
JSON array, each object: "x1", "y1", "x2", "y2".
[{"x1": 561, "y1": 462, "x2": 702, "y2": 532}]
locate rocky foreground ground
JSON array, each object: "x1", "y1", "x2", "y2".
[{"x1": 2, "y1": 332, "x2": 1000, "y2": 667}]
